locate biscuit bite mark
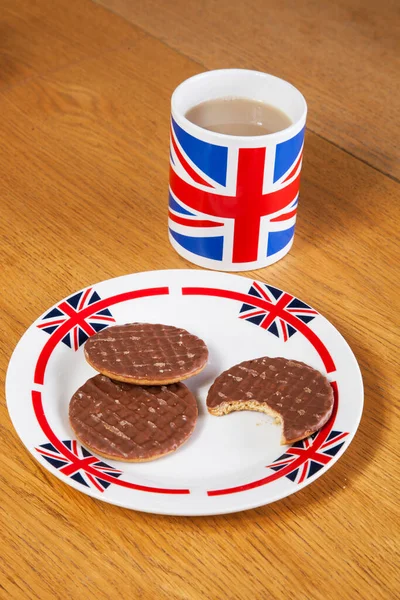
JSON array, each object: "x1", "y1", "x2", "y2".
[{"x1": 206, "y1": 357, "x2": 334, "y2": 445}]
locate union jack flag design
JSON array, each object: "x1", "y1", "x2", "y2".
[
  {"x1": 169, "y1": 117, "x2": 304, "y2": 265},
  {"x1": 239, "y1": 281, "x2": 318, "y2": 341},
  {"x1": 36, "y1": 440, "x2": 122, "y2": 492},
  {"x1": 267, "y1": 430, "x2": 349, "y2": 484},
  {"x1": 37, "y1": 288, "x2": 115, "y2": 351}
]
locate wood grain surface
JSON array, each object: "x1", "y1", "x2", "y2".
[
  {"x1": 0, "y1": 1, "x2": 399, "y2": 599},
  {"x1": 98, "y1": 0, "x2": 400, "y2": 180}
]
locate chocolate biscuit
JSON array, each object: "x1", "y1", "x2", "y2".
[
  {"x1": 84, "y1": 323, "x2": 208, "y2": 385},
  {"x1": 207, "y1": 357, "x2": 334, "y2": 444},
  {"x1": 69, "y1": 375, "x2": 198, "y2": 462}
]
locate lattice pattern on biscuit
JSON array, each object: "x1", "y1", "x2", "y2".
[
  {"x1": 207, "y1": 357, "x2": 333, "y2": 443},
  {"x1": 85, "y1": 323, "x2": 207, "y2": 381},
  {"x1": 69, "y1": 375, "x2": 198, "y2": 460}
]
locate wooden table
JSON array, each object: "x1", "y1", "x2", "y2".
[{"x1": 1, "y1": 1, "x2": 399, "y2": 598}]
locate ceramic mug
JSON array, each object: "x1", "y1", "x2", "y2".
[{"x1": 168, "y1": 69, "x2": 307, "y2": 271}]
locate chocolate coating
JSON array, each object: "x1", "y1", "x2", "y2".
[
  {"x1": 69, "y1": 375, "x2": 198, "y2": 461},
  {"x1": 84, "y1": 323, "x2": 208, "y2": 384},
  {"x1": 207, "y1": 357, "x2": 334, "y2": 444}
]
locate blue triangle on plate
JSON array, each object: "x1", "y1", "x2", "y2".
[
  {"x1": 267, "y1": 321, "x2": 279, "y2": 337},
  {"x1": 42, "y1": 325, "x2": 58, "y2": 334},
  {"x1": 70, "y1": 472, "x2": 89, "y2": 487},
  {"x1": 95, "y1": 461, "x2": 110, "y2": 468},
  {"x1": 88, "y1": 290, "x2": 101, "y2": 305},
  {"x1": 247, "y1": 314, "x2": 265, "y2": 326},
  {"x1": 61, "y1": 334, "x2": 71, "y2": 348},
  {"x1": 307, "y1": 461, "x2": 324, "y2": 478},
  {"x1": 286, "y1": 468, "x2": 299, "y2": 482},
  {"x1": 96, "y1": 478, "x2": 111, "y2": 490},
  {"x1": 42, "y1": 456, "x2": 68, "y2": 469},
  {"x1": 287, "y1": 297, "x2": 311, "y2": 310},
  {"x1": 66, "y1": 292, "x2": 82, "y2": 309},
  {"x1": 326, "y1": 430, "x2": 342, "y2": 442},
  {"x1": 102, "y1": 471, "x2": 121, "y2": 479},
  {"x1": 43, "y1": 307, "x2": 64, "y2": 319},
  {"x1": 275, "y1": 453, "x2": 292, "y2": 462},
  {"x1": 323, "y1": 442, "x2": 345, "y2": 457},
  {"x1": 291, "y1": 439, "x2": 305, "y2": 448},
  {"x1": 40, "y1": 442, "x2": 57, "y2": 452},
  {"x1": 91, "y1": 322, "x2": 109, "y2": 333},
  {"x1": 265, "y1": 284, "x2": 282, "y2": 300},
  {"x1": 239, "y1": 303, "x2": 256, "y2": 314},
  {"x1": 248, "y1": 286, "x2": 262, "y2": 299},
  {"x1": 78, "y1": 328, "x2": 89, "y2": 347},
  {"x1": 81, "y1": 446, "x2": 92, "y2": 458},
  {"x1": 296, "y1": 314, "x2": 315, "y2": 324}
]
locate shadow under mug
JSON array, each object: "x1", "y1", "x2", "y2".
[{"x1": 168, "y1": 69, "x2": 307, "y2": 272}]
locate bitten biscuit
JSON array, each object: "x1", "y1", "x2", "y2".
[{"x1": 207, "y1": 357, "x2": 334, "y2": 444}]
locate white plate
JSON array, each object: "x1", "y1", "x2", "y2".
[{"x1": 6, "y1": 270, "x2": 363, "y2": 515}]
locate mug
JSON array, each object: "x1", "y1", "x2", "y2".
[{"x1": 168, "y1": 69, "x2": 307, "y2": 271}]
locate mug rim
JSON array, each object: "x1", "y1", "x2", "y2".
[{"x1": 171, "y1": 68, "x2": 307, "y2": 143}]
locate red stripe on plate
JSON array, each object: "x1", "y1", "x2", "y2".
[
  {"x1": 207, "y1": 382, "x2": 339, "y2": 496},
  {"x1": 86, "y1": 473, "x2": 105, "y2": 492},
  {"x1": 34, "y1": 287, "x2": 170, "y2": 385},
  {"x1": 37, "y1": 318, "x2": 66, "y2": 328},
  {"x1": 32, "y1": 390, "x2": 190, "y2": 495},
  {"x1": 182, "y1": 287, "x2": 336, "y2": 374},
  {"x1": 78, "y1": 287, "x2": 92, "y2": 311}
]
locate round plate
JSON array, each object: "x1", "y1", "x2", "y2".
[{"x1": 6, "y1": 270, "x2": 363, "y2": 515}]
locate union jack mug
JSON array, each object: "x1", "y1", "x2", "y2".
[{"x1": 168, "y1": 69, "x2": 307, "y2": 271}]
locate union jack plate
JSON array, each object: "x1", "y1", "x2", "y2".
[{"x1": 6, "y1": 270, "x2": 363, "y2": 516}]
